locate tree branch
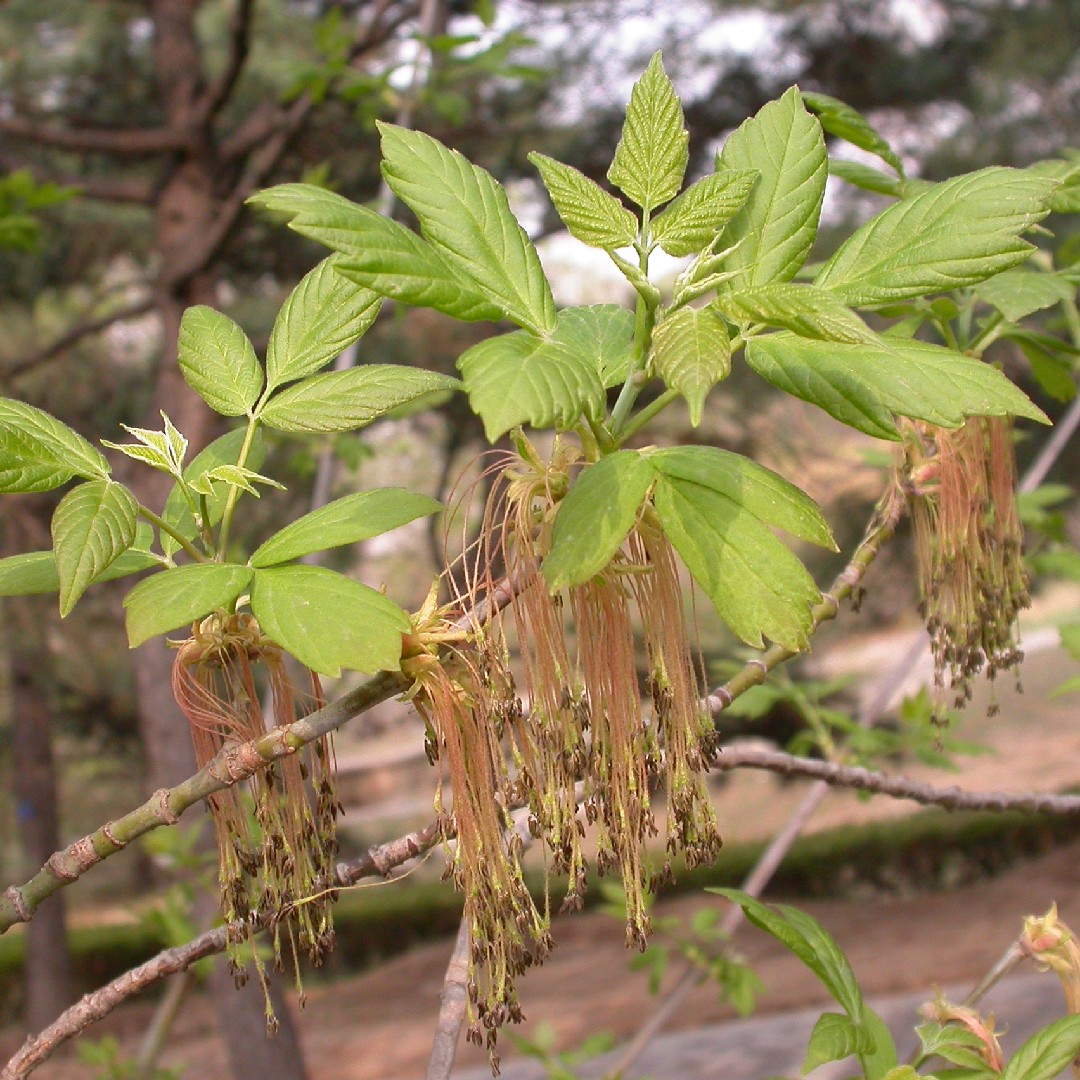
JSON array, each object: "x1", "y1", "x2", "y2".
[
  {"x1": 0, "y1": 821, "x2": 443, "y2": 1080},
  {"x1": 0, "y1": 117, "x2": 184, "y2": 156},
  {"x1": 714, "y1": 747, "x2": 1080, "y2": 814},
  {"x1": 198, "y1": 0, "x2": 256, "y2": 123},
  {"x1": 3, "y1": 297, "x2": 155, "y2": 384}
]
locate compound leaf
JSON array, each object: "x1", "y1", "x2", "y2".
[
  {"x1": 124, "y1": 563, "x2": 253, "y2": 648},
  {"x1": 801, "y1": 92, "x2": 904, "y2": 176},
  {"x1": 379, "y1": 123, "x2": 556, "y2": 334},
  {"x1": 607, "y1": 52, "x2": 688, "y2": 213},
  {"x1": 51, "y1": 479, "x2": 138, "y2": 616},
  {"x1": 0, "y1": 397, "x2": 108, "y2": 490},
  {"x1": 529, "y1": 152, "x2": 638, "y2": 250},
  {"x1": 551, "y1": 304, "x2": 636, "y2": 387},
  {"x1": 716, "y1": 87, "x2": 828, "y2": 289},
  {"x1": 722, "y1": 283, "x2": 875, "y2": 343},
  {"x1": 251, "y1": 488, "x2": 442, "y2": 567},
  {"x1": 457, "y1": 328, "x2": 605, "y2": 441},
  {"x1": 651, "y1": 168, "x2": 758, "y2": 257},
  {"x1": 543, "y1": 451, "x2": 654, "y2": 590},
  {"x1": 265, "y1": 255, "x2": 382, "y2": 391},
  {"x1": 746, "y1": 332, "x2": 1049, "y2": 440},
  {"x1": 250, "y1": 565, "x2": 409, "y2": 676},
  {"x1": 650, "y1": 305, "x2": 732, "y2": 424},
  {"x1": 654, "y1": 474, "x2": 821, "y2": 649},
  {"x1": 815, "y1": 168, "x2": 1056, "y2": 306},
  {"x1": 259, "y1": 366, "x2": 460, "y2": 433},
  {"x1": 178, "y1": 306, "x2": 263, "y2": 417}
]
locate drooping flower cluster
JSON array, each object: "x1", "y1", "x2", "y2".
[
  {"x1": 428, "y1": 436, "x2": 722, "y2": 1026},
  {"x1": 172, "y1": 611, "x2": 339, "y2": 1001},
  {"x1": 904, "y1": 416, "x2": 1030, "y2": 711}
]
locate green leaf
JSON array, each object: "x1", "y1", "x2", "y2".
[
  {"x1": 379, "y1": 122, "x2": 556, "y2": 334},
  {"x1": 650, "y1": 445, "x2": 836, "y2": 549},
  {"x1": 457, "y1": 328, "x2": 605, "y2": 441},
  {"x1": 189, "y1": 464, "x2": 285, "y2": 498},
  {"x1": 1001, "y1": 1016, "x2": 1080, "y2": 1080},
  {"x1": 803, "y1": 1013, "x2": 874, "y2": 1074},
  {"x1": 178, "y1": 306, "x2": 264, "y2": 416},
  {"x1": 801, "y1": 92, "x2": 904, "y2": 175},
  {"x1": 746, "y1": 333, "x2": 1049, "y2": 440},
  {"x1": 1027, "y1": 158, "x2": 1080, "y2": 214},
  {"x1": 259, "y1": 366, "x2": 460, "y2": 433},
  {"x1": 0, "y1": 397, "x2": 108, "y2": 490},
  {"x1": 1059, "y1": 623, "x2": 1080, "y2": 661},
  {"x1": 252, "y1": 184, "x2": 505, "y2": 322},
  {"x1": 158, "y1": 427, "x2": 266, "y2": 558},
  {"x1": 543, "y1": 451, "x2": 655, "y2": 590},
  {"x1": 650, "y1": 306, "x2": 732, "y2": 424},
  {"x1": 0, "y1": 547, "x2": 158, "y2": 596},
  {"x1": 710, "y1": 890, "x2": 865, "y2": 1015},
  {"x1": 650, "y1": 168, "x2": 758, "y2": 257},
  {"x1": 973, "y1": 268, "x2": 1075, "y2": 322},
  {"x1": 265, "y1": 255, "x2": 382, "y2": 392},
  {"x1": 814, "y1": 168, "x2": 1056, "y2": 306},
  {"x1": 528, "y1": 152, "x2": 638, "y2": 250},
  {"x1": 250, "y1": 488, "x2": 442, "y2": 567},
  {"x1": 916, "y1": 1022, "x2": 997, "y2": 1073},
  {"x1": 1018, "y1": 339, "x2": 1077, "y2": 403},
  {"x1": 51, "y1": 480, "x2": 139, "y2": 616},
  {"x1": 250, "y1": 565, "x2": 409, "y2": 676},
  {"x1": 722, "y1": 284, "x2": 876, "y2": 343},
  {"x1": 828, "y1": 160, "x2": 906, "y2": 198},
  {"x1": 551, "y1": 304, "x2": 636, "y2": 387},
  {"x1": 124, "y1": 563, "x2": 254, "y2": 648},
  {"x1": 607, "y1": 52, "x2": 688, "y2": 213},
  {"x1": 716, "y1": 87, "x2": 828, "y2": 289},
  {"x1": 653, "y1": 474, "x2": 821, "y2": 649},
  {"x1": 1031, "y1": 549, "x2": 1080, "y2": 583}
]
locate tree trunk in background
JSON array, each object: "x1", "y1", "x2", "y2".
[{"x1": 0, "y1": 598, "x2": 74, "y2": 1032}]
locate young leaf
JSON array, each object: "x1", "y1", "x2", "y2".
[
  {"x1": 973, "y1": 268, "x2": 1075, "y2": 322},
  {"x1": 828, "y1": 159, "x2": 906, "y2": 198},
  {"x1": 528, "y1": 152, "x2": 638, "y2": 250},
  {"x1": 258, "y1": 366, "x2": 460, "y2": 433},
  {"x1": 0, "y1": 547, "x2": 158, "y2": 597},
  {"x1": 607, "y1": 52, "x2": 688, "y2": 213},
  {"x1": 716, "y1": 87, "x2": 828, "y2": 290},
  {"x1": 1000, "y1": 1016, "x2": 1080, "y2": 1080},
  {"x1": 650, "y1": 305, "x2": 732, "y2": 424},
  {"x1": 250, "y1": 488, "x2": 442, "y2": 567},
  {"x1": 160, "y1": 427, "x2": 267, "y2": 558},
  {"x1": 0, "y1": 397, "x2": 108, "y2": 491},
  {"x1": 650, "y1": 445, "x2": 836, "y2": 549},
  {"x1": 250, "y1": 565, "x2": 409, "y2": 677},
  {"x1": 814, "y1": 168, "x2": 1056, "y2": 306},
  {"x1": 178, "y1": 306, "x2": 264, "y2": 416},
  {"x1": 801, "y1": 92, "x2": 904, "y2": 176},
  {"x1": 252, "y1": 184, "x2": 505, "y2": 323},
  {"x1": 746, "y1": 333, "x2": 1049, "y2": 440},
  {"x1": 650, "y1": 169, "x2": 758, "y2": 257},
  {"x1": 379, "y1": 122, "x2": 556, "y2": 335},
  {"x1": 51, "y1": 479, "x2": 139, "y2": 617},
  {"x1": 1017, "y1": 339, "x2": 1078, "y2": 403},
  {"x1": 265, "y1": 255, "x2": 383, "y2": 392},
  {"x1": 457, "y1": 328, "x2": 605, "y2": 441},
  {"x1": 124, "y1": 563, "x2": 254, "y2": 648},
  {"x1": 188, "y1": 464, "x2": 285, "y2": 498},
  {"x1": 803, "y1": 1013, "x2": 874, "y2": 1074},
  {"x1": 551, "y1": 304, "x2": 636, "y2": 387},
  {"x1": 653, "y1": 474, "x2": 822, "y2": 650},
  {"x1": 543, "y1": 451, "x2": 654, "y2": 590},
  {"x1": 721, "y1": 284, "x2": 876, "y2": 344}
]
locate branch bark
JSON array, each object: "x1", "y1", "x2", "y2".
[
  {"x1": 4, "y1": 297, "x2": 154, "y2": 383},
  {"x1": 0, "y1": 117, "x2": 184, "y2": 156},
  {"x1": 0, "y1": 822, "x2": 442, "y2": 1080}
]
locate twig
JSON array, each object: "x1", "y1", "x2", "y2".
[
  {"x1": 713, "y1": 747, "x2": 1080, "y2": 814},
  {"x1": 426, "y1": 916, "x2": 471, "y2": 1080},
  {"x1": 0, "y1": 821, "x2": 443, "y2": 1080},
  {"x1": 4, "y1": 297, "x2": 154, "y2": 383},
  {"x1": 198, "y1": 0, "x2": 255, "y2": 123},
  {"x1": 0, "y1": 116, "x2": 184, "y2": 156}
]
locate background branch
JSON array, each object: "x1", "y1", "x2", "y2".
[
  {"x1": 0, "y1": 117, "x2": 183, "y2": 156},
  {"x1": 198, "y1": 0, "x2": 256, "y2": 123}
]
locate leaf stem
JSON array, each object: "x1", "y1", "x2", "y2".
[
  {"x1": 617, "y1": 388, "x2": 680, "y2": 443},
  {"x1": 216, "y1": 417, "x2": 259, "y2": 560},
  {"x1": 967, "y1": 310, "x2": 1005, "y2": 355},
  {"x1": 609, "y1": 234, "x2": 657, "y2": 439},
  {"x1": 137, "y1": 506, "x2": 208, "y2": 563}
]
